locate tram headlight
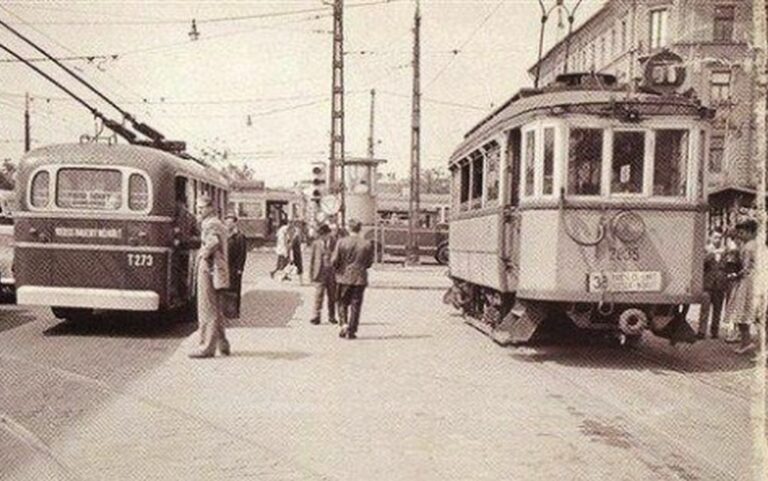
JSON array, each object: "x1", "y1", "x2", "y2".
[{"x1": 611, "y1": 211, "x2": 645, "y2": 244}]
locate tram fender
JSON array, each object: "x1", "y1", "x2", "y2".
[
  {"x1": 492, "y1": 300, "x2": 545, "y2": 345},
  {"x1": 652, "y1": 314, "x2": 698, "y2": 344}
]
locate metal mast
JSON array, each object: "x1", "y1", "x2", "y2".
[
  {"x1": 407, "y1": 0, "x2": 421, "y2": 264},
  {"x1": 750, "y1": 0, "x2": 768, "y2": 475},
  {"x1": 329, "y1": 0, "x2": 346, "y2": 224},
  {"x1": 23, "y1": 92, "x2": 30, "y2": 152},
  {"x1": 367, "y1": 88, "x2": 376, "y2": 158}
]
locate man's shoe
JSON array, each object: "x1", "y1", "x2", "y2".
[
  {"x1": 339, "y1": 329, "x2": 347, "y2": 338},
  {"x1": 696, "y1": 332, "x2": 706, "y2": 340},
  {"x1": 188, "y1": 350, "x2": 214, "y2": 359},
  {"x1": 347, "y1": 332, "x2": 356, "y2": 340},
  {"x1": 310, "y1": 318, "x2": 320, "y2": 325},
  {"x1": 328, "y1": 318, "x2": 338, "y2": 325},
  {"x1": 218, "y1": 342, "x2": 231, "y2": 356}
]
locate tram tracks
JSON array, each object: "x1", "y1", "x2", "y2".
[{"x1": 0, "y1": 353, "x2": 332, "y2": 481}]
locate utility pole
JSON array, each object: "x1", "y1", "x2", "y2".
[
  {"x1": 23, "y1": 92, "x2": 30, "y2": 153},
  {"x1": 329, "y1": 0, "x2": 346, "y2": 225},
  {"x1": 367, "y1": 89, "x2": 376, "y2": 158},
  {"x1": 406, "y1": 0, "x2": 421, "y2": 265},
  {"x1": 750, "y1": 0, "x2": 768, "y2": 477}
]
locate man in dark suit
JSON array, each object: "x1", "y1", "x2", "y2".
[
  {"x1": 331, "y1": 218, "x2": 374, "y2": 339},
  {"x1": 309, "y1": 224, "x2": 337, "y2": 325},
  {"x1": 225, "y1": 212, "x2": 248, "y2": 319}
]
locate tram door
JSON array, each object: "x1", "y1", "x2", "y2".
[
  {"x1": 266, "y1": 201, "x2": 288, "y2": 240},
  {"x1": 502, "y1": 128, "x2": 522, "y2": 289}
]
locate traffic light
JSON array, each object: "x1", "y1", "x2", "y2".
[{"x1": 311, "y1": 162, "x2": 327, "y2": 203}]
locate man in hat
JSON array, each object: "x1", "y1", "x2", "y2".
[
  {"x1": 331, "y1": 218, "x2": 374, "y2": 339},
  {"x1": 309, "y1": 223, "x2": 337, "y2": 325},
  {"x1": 225, "y1": 212, "x2": 248, "y2": 318},
  {"x1": 189, "y1": 195, "x2": 231, "y2": 358}
]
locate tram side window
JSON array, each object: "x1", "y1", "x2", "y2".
[
  {"x1": 524, "y1": 130, "x2": 536, "y2": 196},
  {"x1": 653, "y1": 129, "x2": 689, "y2": 196},
  {"x1": 507, "y1": 129, "x2": 521, "y2": 206},
  {"x1": 57, "y1": 168, "x2": 122, "y2": 210},
  {"x1": 129, "y1": 174, "x2": 149, "y2": 211},
  {"x1": 542, "y1": 128, "x2": 555, "y2": 195},
  {"x1": 471, "y1": 152, "x2": 483, "y2": 209},
  {"x1": 460, "y1": 161, "x2": 470, "y2": 211},
  {"x1": 30, "y1": 171, "x2": 50, "y2": 208},
  {"x1": 611, "y1": 131, "x2": 645, "y2": 194},
  {"x1": 450, "y1": 166, "x2": 460, "y2": 211},
  {"x1": 485, "y1": 143, "x2": 500, "y2": 206},
  {"x1": 568, "y1": 129, "x2": 603, "y2": 195}
]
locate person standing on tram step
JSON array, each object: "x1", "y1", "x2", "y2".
[
  {"x1": 270, "y1": 219, "x2": 290, "y2": 279},
  {"x1": 331, "y1": 218, "x2": 374, "y2": 339},
  {"x1": 309, "y1": 223, "x2": 337, "y2": 325},
  {"x1": 724, "y1": 219, "x2": 758, "y2": 354},
  {"x1": 225, "y1": 212, "x2": 248, "y2": 319},
  {"x1": 189, "y1": 195, "x2": 231, "y2": 359},
  {"x1": 173, "y1": 195, "x2": 201, "y2": 301},
  {"x1": 697, "y1": 228, "x2": 727, "y2": 339},
  {"x1": 290, "y1": 221, "x2": 305, "y2": 285}
]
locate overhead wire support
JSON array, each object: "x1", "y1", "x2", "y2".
[
  {"x1": 0, "y1": 16, "x2": 165, "y2": 144},
  {"x1": 0, "y1": 41, "x2": 137, "y2": 144}
]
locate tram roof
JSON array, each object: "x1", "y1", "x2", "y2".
[
  {"x1": 20, "y1": 143, "x2": 229, "y2": 188},
  {"x1": 450, "y1": 80, "x2": 709, "y2": 165}
]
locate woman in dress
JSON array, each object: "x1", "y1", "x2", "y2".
[{"x1": 724, "y1": 219, "x2": 758, "y2": 354}]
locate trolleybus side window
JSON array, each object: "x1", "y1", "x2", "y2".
[
  {"x1": 471, "y1": 152, "x2": 483, "y2": 209},
  {"x1": 567, "y1": 128, "x2": 603, "y2": 196},
  {"x1": 128, "y1": 173, "x2": 149, "y2": 211},
  {"x1": 56, "y1": 168, "x2": 122, "y2": 210},
  {"x1": 484, "y1": 142, "x2": 500, "y2": 206},
  {"x1": 652, "y1": 129, "x2": 689, "y2": 197},
  {"x1": 610, "y1": 131, "x2": 645, "y2": 195},
  {"x1": 542, "y1": 127, "x2": 556, "y2": 195},
  {"x1": 30, "y1": 170, "x2": 50, "y2": 208},
  {"x1": 506, "y1": 129, "x2": 521, "y2": 207},
  {"x1": 460, "y1": 160, "x2": 470, "y2": 211},
  {"x1": 523, "y1": 130, "x2": 536, "y2": 197}
]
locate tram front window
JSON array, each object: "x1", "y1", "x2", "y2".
[
  {"x1": 568, "y1": 128, "x2": 603, "y2": 196},
  {"x1": 653, "y1": 129, "x2": 689, "y2": 197},
  {"x1": 611, "y1": 131, "x2": 645, "y2": 194}
]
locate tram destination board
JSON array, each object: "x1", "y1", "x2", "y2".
[{"x1": 587, "y1": 271, "x2": 662, "y2": 293}]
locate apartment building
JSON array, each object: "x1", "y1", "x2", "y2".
[{"x1": 529, "y1": 0, "x2": 760, "y2": 222}]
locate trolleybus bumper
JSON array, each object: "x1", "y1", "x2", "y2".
[{"x1": 17, "y1": 286, "x2": 159, "y2": 311}]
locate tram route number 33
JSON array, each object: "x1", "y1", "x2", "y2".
[{"x1": 127, "y1": 253, "x2": 154, "y2": 267}]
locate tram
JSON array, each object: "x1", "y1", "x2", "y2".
[
  {"x1": 13, "y1": 143, "x2": 229, "y2": 321},
  {"x1": 445, "y1": 73, "x2": 713, "y2": 346}
]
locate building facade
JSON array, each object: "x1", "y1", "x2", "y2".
[{"x1": 529, "y1": 0, "x2": 761, "y2": 225}]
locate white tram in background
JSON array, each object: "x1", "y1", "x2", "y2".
[{"x1": 445, "y1": 73, "x2": 713, "y2": 346}]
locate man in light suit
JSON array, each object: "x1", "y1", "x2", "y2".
[
  {"x1": 309, "y1": 223, "x2": 337, "y2": 325},
  {"x1": 189, "y1": 195, "x2": 231, "y2": 359},
  {"x1": 331, "y1": 218, "x2": 374, "y2": 339}
]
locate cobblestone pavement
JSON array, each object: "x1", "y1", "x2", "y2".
[{"x1": 0, "y1": 252, "x2": 765, "y2": 480}]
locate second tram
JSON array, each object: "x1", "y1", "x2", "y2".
[
  {"x1": 14, "y1": 143, "x2": 229, "y2": 321},
  {"x1": 445, "y1": 73, "x2": 713, "y2": 346}
]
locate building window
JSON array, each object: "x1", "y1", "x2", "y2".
[
  {"x1": 621, "y1": 19, "x2": 627, "y2": 51},
  {"x1": 600, "y1": 36, "x2": 605, "y2": 67},
  {"x1": 649, "y1": 8, "x2": 669, "y2": 49},
  {"x1": 611, "y1": 28, "x2": 616, "y2": 57},
  {"x1": 713, "y1": 5, "x2": 735, "y2": 42},
  {"x1": 710, "y1": 71, "x2": 731, "y2": 104},
  {"x1": 709, "y1": 135, "x2": 725, "y2": 173},
  {"x1": 590, "y1": 43, "x2": 596, "y2": 70}
]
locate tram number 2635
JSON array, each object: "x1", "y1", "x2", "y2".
[
  {"x1": 609, "y1": 246, "x2": 639, "y2": 262},
  {"x1": 127, "y1": 253, "x2": 154, "y2": 267}
]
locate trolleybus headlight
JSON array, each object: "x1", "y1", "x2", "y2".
[{"x1": 611, "y1": 211, "x2": 645, "y2": 244}]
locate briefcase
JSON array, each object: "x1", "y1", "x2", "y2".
[{"x1": 222, "y1": 290, "x2": 240, "y2": 319}]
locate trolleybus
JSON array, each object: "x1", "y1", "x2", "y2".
[
  {"x1": 445, "y1": 73, "x2": 713, "y2": 346},
  {"x1": 14, "y1": 143, "x2": 229, "y2": 321}
]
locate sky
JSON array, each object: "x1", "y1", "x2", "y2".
[{"x1": 0, "y1": 0, "x2": 605, "y2": 187}]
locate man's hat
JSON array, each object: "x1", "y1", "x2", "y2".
[{"x1": 225, "y1": 211, "x2": 238, "y2": 221}]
